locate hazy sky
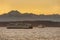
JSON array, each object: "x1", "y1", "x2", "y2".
[{"x1": 0, "y1": 0, "x2": 60, "y2": 15}]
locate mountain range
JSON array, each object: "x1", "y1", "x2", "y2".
[{"x1": 0, "y1": 10, "x2": 60, "y2": 22}]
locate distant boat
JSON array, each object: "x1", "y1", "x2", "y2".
[{"x1": 7, "y1": 23, "x2": 33, "y2": 29}]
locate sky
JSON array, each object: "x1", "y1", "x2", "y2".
[{"x1": 0, "y1": 0, "x2": 60, "y2": 15}]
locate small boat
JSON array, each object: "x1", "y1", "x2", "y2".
[{"x1": 7, "y1": 23, "x2": 33, "y2": 29}]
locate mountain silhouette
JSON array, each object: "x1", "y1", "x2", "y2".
[
  {"x1": 0, "y1": 10, "x2": 60, "y2": 22},
  {"x1": 8, "y1": 10, "x2": 21, "y2": 15}
]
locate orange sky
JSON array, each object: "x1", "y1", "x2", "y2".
[{"x1": 0, "y1": 0, "x2": 60, "y2": 15}]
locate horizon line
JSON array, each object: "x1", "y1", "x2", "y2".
[{"x1": 0, "y1": 10, "x2": 60, "y2": 15}]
